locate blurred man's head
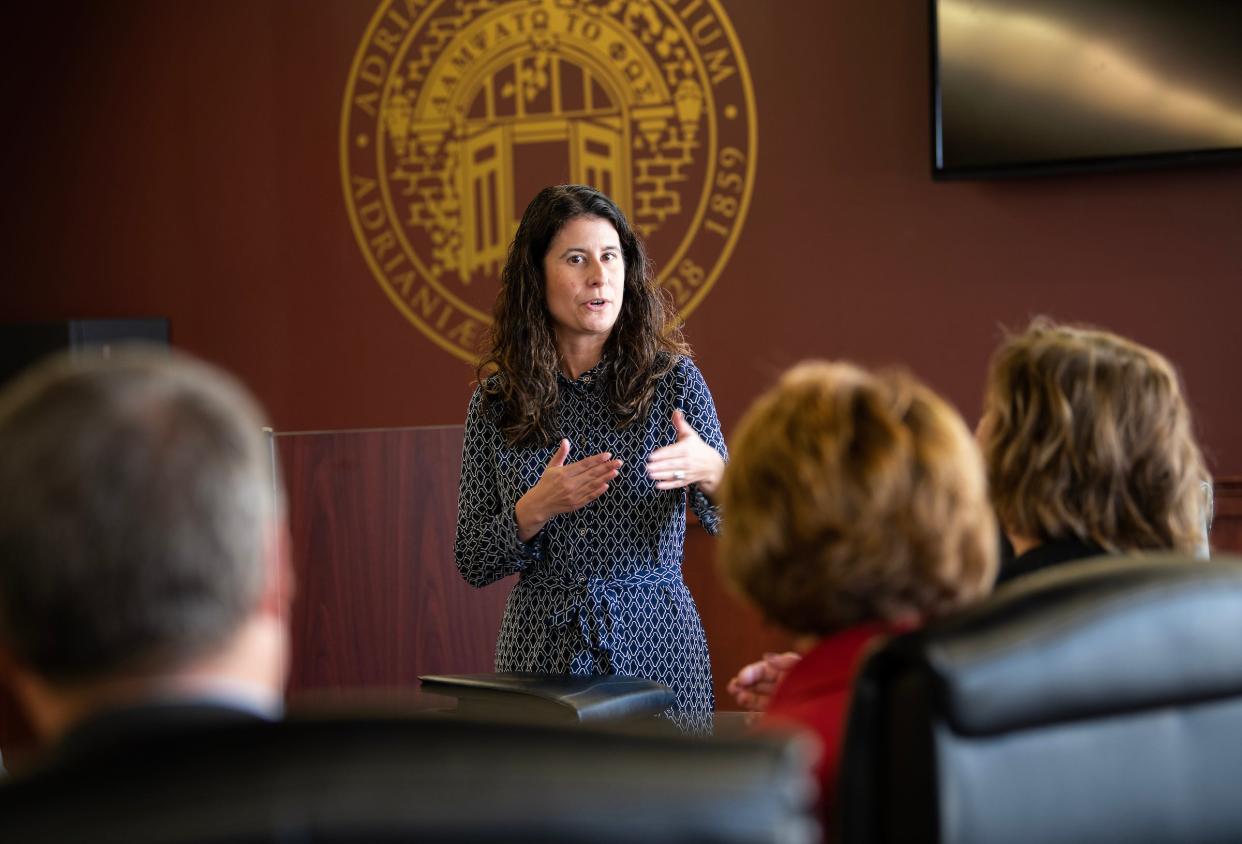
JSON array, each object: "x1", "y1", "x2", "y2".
[{"x1": 0, "y1": 347, "x2": 288, "y2": 738}]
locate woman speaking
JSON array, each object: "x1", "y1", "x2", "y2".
[{"x1": 454, "y1": 185, "x2": 726, "y2": 731}]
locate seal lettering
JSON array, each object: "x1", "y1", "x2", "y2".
[{"x1": 342, "y1": 0, "x2": 757, "y2": 362}]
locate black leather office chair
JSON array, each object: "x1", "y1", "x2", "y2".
[
  {"x1": 835, "y1": 553, "x2": 1242, "y2": 844},
  {"x1": 1, "y1": 713, "x2": 819, "y2": 843}
]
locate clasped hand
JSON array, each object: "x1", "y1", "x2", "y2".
[
  {"x1": 515, "y1": 439, "x2": 621, "y2": 541},
  {"x1": 514, "y1": 411, "x2": 724, "y2": 542}
]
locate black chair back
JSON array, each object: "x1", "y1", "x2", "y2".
[
  {"x1": 836, "y1": 554, "x2": 1242, "y2": 844},
  {"x1": 2, "y1": 713, "x2": 819, "y2": 843}
]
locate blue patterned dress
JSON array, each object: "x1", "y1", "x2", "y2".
[{"x1": 454, "y1": 356, "x2": 725, "y2": 731}]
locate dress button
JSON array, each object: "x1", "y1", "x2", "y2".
[
  {"x1": 579, "y1": 527, "x2": 588, "y2": 536},
  {"x1": 577, "y1": 575, "x2": 587, "y2": 585}
]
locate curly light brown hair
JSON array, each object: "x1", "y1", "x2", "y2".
[
  {"x1": 979, "y1": 318, "x2": 1210, "y2": 553},
  {"x1": 478, "y1": 185, "x2": 689, "y2": 447},
  {"x1": 718, "y1": 362, "x2": 997, "y2": 636}
]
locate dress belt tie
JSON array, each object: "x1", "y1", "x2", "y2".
[{"x1": 523, "y1": 566, "x2": 683, "y2": 658}]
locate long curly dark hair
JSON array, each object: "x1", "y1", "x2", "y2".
[{"x1": 478, "y1": 184, "x2": 689, "y2": 447}]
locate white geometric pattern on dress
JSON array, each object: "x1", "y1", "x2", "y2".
[{"x1": 454, "y1": 356, "x2": 726, "y2": 732}]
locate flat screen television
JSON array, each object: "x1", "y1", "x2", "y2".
[{"x1": 931, "y1": 0, "x2": 1242, "y2": 178}]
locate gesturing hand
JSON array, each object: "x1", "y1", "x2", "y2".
[
  {"x1": 644, "y1": 409, "x2": 725, "y2": 497},
  {"x1": 515, "y1": 439, "x2": 622, "y2": 541}
]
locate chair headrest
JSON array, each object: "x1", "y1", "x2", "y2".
[{"x1": 891, "y1": 554, "x2": 1242, "y2": 735}]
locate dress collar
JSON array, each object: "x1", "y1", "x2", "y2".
[{"x1": 556, "y1": 357, "x2": 609, "y2": 387}]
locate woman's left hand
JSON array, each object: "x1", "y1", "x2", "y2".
[{"x1": 645, "y1": 409, "x2": 725, "y2": 497}]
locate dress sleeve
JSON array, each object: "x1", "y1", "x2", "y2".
[
  {"x1": 454, "y1": 387, "x2": 543, "y2": 587},
  {"x1": 678, "y1": 358, "x2": 727, "y2": 536}
]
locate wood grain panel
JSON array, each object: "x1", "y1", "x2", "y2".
[{"x1": 275, "y1": 426, "x2": 512, "y2": 696}]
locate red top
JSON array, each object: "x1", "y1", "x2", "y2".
[{"x1": 760, "y1": 621, "x2": 893, "y2": 815}]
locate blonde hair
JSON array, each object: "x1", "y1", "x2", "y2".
[
  {"x1": 719, "y1": 361, "x2": 996, "y2": 636},
  {"x1": 980, "y1": 319, "x2": 1209, "y2": 553}
]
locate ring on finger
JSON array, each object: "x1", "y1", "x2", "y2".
[{"x1": 673, "y1": 470, "x2": 686, "y2": 481}]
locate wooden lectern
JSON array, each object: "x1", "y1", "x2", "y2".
[{"x1": 270, "y1": 425, "x2": 512, "y2": 698}]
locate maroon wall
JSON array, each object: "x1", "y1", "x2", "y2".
[
  {"x1": 3, "y1": 2, "x2": 1241, "y2": 719},
  {"x1": 4, "y1": 1, "x2": 1240, "y2": 473}
]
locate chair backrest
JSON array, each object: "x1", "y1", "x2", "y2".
[
  {"x1": 836, "y1": 553, "x2": 1242, "y2": 844},
  {"x1": 1, "y1": 713, "x2": 819, "y2": 843}
]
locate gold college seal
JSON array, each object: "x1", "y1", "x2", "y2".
[{"x1": 341, "y1": 0, "x2": 757, "y2": 362}]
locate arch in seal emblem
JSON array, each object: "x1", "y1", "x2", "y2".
[{"x1": 342, "y1": 0, "x2": 757, "y2": 362}]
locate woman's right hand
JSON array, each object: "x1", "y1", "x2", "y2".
[
  {"x1": 726, "y1": 651, "x2": 802, "y2": 712},
  {"x1": 514, "y1": 439, "x2": 622, "y2": 541}
]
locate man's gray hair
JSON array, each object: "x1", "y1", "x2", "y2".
[{"x1": 0, "y1": 346, "x2": 277, "y2": 685}]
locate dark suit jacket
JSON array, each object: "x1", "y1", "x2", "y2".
[
  {"x1": 996, "y1": 537, "x2": 1106, "y2": 586},
  {"x1": 45, "y1": 699, "x2": 270, "y2": 768},
  {"x1": 0, "y1": 700, "x2": 274, "y2": 842}
]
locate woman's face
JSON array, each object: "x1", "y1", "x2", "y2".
[{"x1": 542, "y1": 215, "x2": 625, "y2": 346}]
